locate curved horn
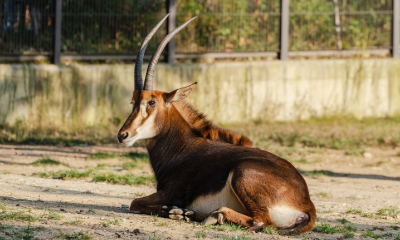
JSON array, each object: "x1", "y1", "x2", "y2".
[
  {"x1": 144, "y1": 16, "x2": 198, "y2": 91},
  {"x1": 134, "y1": 13, "x2": 170, "y2": 91}
]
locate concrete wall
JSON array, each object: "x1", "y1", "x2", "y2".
[{"x1": 1, "y1": 59, "x2": 400, "y2": 129}]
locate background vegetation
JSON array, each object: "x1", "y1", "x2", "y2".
[{"x1": 0, "y1": 0, "x2": 393, "y2": 55}]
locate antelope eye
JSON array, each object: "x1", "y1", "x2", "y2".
[{"x1": 148, "y1": 101, "x2": 156, "y2": 107}]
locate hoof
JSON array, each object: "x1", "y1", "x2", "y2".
[
  {"x1": 169, "y1": 214, "x2": 183, "y2": 220},
  {"x1": 169, "y1": 208, "x2": 184, "y2": 215},
  {"x1": 203, "y1": 216, "x2": 218, "y2": 226}
]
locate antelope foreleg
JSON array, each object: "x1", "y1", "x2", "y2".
[{"x1": 129, "y1": 192, "x2": 206, "y2": 222}]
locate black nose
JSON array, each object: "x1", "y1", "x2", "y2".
[{"x1": 118, "y1": 132, "x2": 128, "y2": 143}]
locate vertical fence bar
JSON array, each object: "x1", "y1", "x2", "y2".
[
  {"x1": 392, "y1": 0, "x2": 400, "y2": 58},
  {"x1": 279, "y1": 0, "x2": 289, "y2": 60},
  {"x1": 53, "y1": 0, "x2": 62, "y2": 64},
  {"x1": 166, "y1": 0, "x2": 176, "y2": 64}
]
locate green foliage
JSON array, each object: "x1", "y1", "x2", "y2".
[
  {"x1": 395, "y1": 234, "x2": 400, "y2": 240},
  {"x1": 390, "y1": 226, "x2": 399, "y2": 230},
  {"x1": 32, "y1": 158, "x2": 68, "y2": 167}
]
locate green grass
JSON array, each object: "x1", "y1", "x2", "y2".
[
  {"x1": 43, "y1": 210, "x2": 62, "y2": 220},
  {"x1": 395, "y1": 234, "x2": 400, "y2": 240},
  {"x1": 31, "y1": 158, "x2": 68, "y2": 167},
  {"x1": 88, "y1": 152, "x2": 149, "y2": 162},
  {"x1": 300, "y1": 170, "x2": 337, "y2": 177},
  {"x1": 340, "y1": 225, "x2": 357, "y2": 233},
  {"x1": 0, "y1": 201, "x2": 6, "y2": 213},
  {"x1": 215, "y1": 234, "x2": 254, "y2": 240},
  {"x1": 151, "y1": 214, "x2": 159, "y2": 222},
  {"x1": 262, "y1": 226, "x2": 279, "y2": 235},
  {"x1": 390, "y1": 226, "x2": 399, "y2": 230},
  {"x1": 346, "y1": 208, "x2": 362, "y2": 214},
  {"x1": 346, "y1": 208, "x2": 375, "y2": 218},
  {"x1": 316, "y1": 192, "x2": 330, "y2": 199},
  {"x1": 377, "y1": 206, "x2": 399, "y2": 218},
  {"x1": 93, "y1": 173, "x2": 155, "y2": 185},
  {"x1": 63, "y1": 220, "x2": 83, "y2": 225},
  {"x1": 313, "y1": 223, "x2": 340, "y2": 234},
  {"x1": 59, "y1": 231, "x2": 92, "y2": 240},
  {"x1": 122, "y1": 161, "x2": 141, "y2": 170},
  {"x1": 195, "y1": 232, "x2": 207, "y2": 238},
  {"x1": 38, "y1": 169, "x2": 94, "y2": 179},
  {"x1": 158, "y1": 221, "x2": 170, "y2": 226},
  {"x1": 0, "y1": 170, "x2": 12, "y2": 174},
  {"x1": 362, "y1": 231, "x2": 383, "y2": 239},
  {"x1": 0, "y1": 211, "x2": 38, "y2": 222},
  {"x1": 308, "y1": 149, "x2": 324, "y2": 154},
  {"x1": 37, "y1": 169, "x2": 155, "y2": 186},
  {"x1": 9, "y1": 225, "x2": 47, "y2": 240},
  {"x1": 206, "y1": 222, "x2": 245, "y2": 231},
  {"x1": 100, "y1": 218, "x2": 121, "y2": 227},
  {"x1": 344, "y1": 232, "x2": 354, "y2": 238},
  {"x1": 339, "y1": 218, "x2": 350, "y2": 224}
]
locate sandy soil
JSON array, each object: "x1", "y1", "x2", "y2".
[{"x1": 0, "y1": 144, "x2": 399, "y2": 240}]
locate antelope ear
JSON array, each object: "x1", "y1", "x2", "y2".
[{"x1": 163, "y1": 82, "x2": 197, "y2": 107}]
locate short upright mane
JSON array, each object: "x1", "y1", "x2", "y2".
[{"x1": 173, "y1": 102, "x2": 253, "y2": 147}]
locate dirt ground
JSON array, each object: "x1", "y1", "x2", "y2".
[{"x1": 0, "y1": 143, "x2": 399, "y2": 240}]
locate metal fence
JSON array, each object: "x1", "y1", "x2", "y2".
[{"x1": 0, "y1": 0, "x2": 399, "y2": 63}]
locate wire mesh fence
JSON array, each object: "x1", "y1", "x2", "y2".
[{"x1": 0, "y1": 0, "x2": 397, "y2": 60}]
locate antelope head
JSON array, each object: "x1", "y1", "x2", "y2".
[{"x1": 118, "y1": 14, "x2": 197, "y2": 146}]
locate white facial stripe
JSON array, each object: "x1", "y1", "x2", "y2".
[
  {"x1": 140, "y1": 100, "x2": 148, "y2": 118},
  {"x1": 122, "y1": 111, "x2": 157, "y2": 147}
]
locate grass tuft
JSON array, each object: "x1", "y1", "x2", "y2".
[
  {"x1": 301, "y1": 170, "x2": 337, "y2": 177},
  {"x1": 262, "y1": 226, "x2": 279, "y2": 235},
  {"x1": 38, "y1": 169, "x2": 94, "y2": 179},
  {"x1": 377, "y1": 206, "x2": 399, "y2": 218},
  {"x1": 206, "y1": 222, "x2": 246, "y2": 232},
  {"x1": 93, "y1": 173, "x2": 155, "y2": 186},
  {"x1": 59, "y1": 231, "x2": 92, "y2": 240},
  {"x1": 362, "y1": 231, "x2": 383, "y2": 239},
  {"x1": 195, "y1": 232, "x2": 206, "y2": 238},
  {"x1": 313, "y1": 223, "x2": 340, "y2": 234},
  {"x1": 0, "y1": 211, "x2": 38, "y2": 222},
  {"x1": 32, "y1": 158, "x2": 68, "y2": 167},
  {"x1": 316, "y1": 192, "x2": 330, "y2": 199}
]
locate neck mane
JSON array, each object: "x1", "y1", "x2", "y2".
[{"x1": 145, "y1": 101, "x2": 253, "y2": 182}]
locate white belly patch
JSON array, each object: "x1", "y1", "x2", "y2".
[{"x1": 187, "y1": 172, "x2": 249, "y2": 215}]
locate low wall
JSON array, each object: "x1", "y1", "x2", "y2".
[{"x1": 1, "y1": 59, "x2": 400, "y2": 129}]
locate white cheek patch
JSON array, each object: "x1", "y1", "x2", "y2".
[{"x1": 123, "y1": 112, "x2": 157, "y2": 147}]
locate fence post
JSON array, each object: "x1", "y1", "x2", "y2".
[
  {"x1": 53, "y1": 0, "x2": 62, "y2": 64},
  {"x1": 166, "y1": 0, "x2": 176, "y2": 64},
  {"x1": 279, "y1": 0, "x2": 289, "y2": 60},
  {"x1": 392, "y1": 0, "x2": 400, "y2": 58}
]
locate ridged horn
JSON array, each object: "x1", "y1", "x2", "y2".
[
  {"x1": 134, "y1": 13, "x2": 170, "y2": 91},
  {"x1": 143, "y1": 16, "x2": 198, "y2": 91}
]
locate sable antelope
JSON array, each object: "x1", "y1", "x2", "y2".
[{"x1": 117, "y1": 14, "x2": 316, "y2": 235}]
